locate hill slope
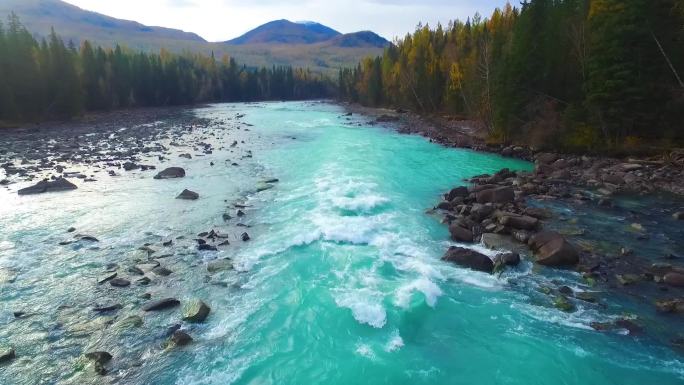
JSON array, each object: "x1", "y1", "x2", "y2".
[{"x1": 0, "y1": 0, "x2": 205, "y2": 51}]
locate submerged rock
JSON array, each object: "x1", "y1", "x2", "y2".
[
  {"x1": 154, "y1": 167, "x2": 185, "y2": 180},
  {"x1": 84, "y1": 351, "x2": 112, "y2": 375},
  {"x1": 442, "y1": 246, "x2": 494, "y2": 273},
  {"x1": 17, "y1": 177, "x2": 77, "y2": 195},
  {"x1": 114, "y1": 315, "x2": 143, "y2": 329},
  {"x1": 176, "y1": 189, "x2": 199, "y2": 200},
  {"x1": 207, "y1": 259, "x2": 233, "y2": 273},
  {"x1": 141, "y1": 298, "x2": 180, "y2": 311},
  {"x1": 256, "y1": 182, "x2": 274, "y2": 192},
  {"x1": 182, "y1": 300, "x2": 211, "y2": 323},
  {"x1": 553, "y1": 296, "x2": 576, "y2": 312}
]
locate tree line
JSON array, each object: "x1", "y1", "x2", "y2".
[
  {"x1": 340, "y1": 0, "x2": 684, "y2": 151},
  {"x1": 0, "y1": 13, "x2": 331, "y2": 123}
]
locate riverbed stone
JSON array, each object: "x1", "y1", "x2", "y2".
[
  {"x1": 114, "y1": 315, "x2": 144, "y2": 329},
  {"x1": 0, "y1": 347, "x2": 15, "y2": 363},
  {"x1": 142, "y1": 298, "x2": 180, "y2": 311},
  {"x1": 182, "y1": 300, "x2": 211, "y2": 323},
  {"x1": 529, "y1": 232, "x2": 579, "y2": 266},
  {"x1": 256, "y1": 182, "x2": 274, "y2": 192},
  {"x1": 18, "y1": 177, "x2": 77, "y2": 195},
  {"x1": 207, "y1": 259, "x2": 233, "y2": 273},
  {"x1": 449, "y1": 224, "x2": 473, "y2": 243},
  {"x1": 170, "y1": 330, "x2": 193, "y2": 346},
  {"x1": 109, "y1": 278, "x2": 131, "y2": 287},
  {"x1": 442, "y1": 246, "x2": 494, "y2": 273},
  {"x1": 176, "y1": 189, "x2": 199, "y2": 200},
  {"x1": 495, "y1": 252, "x2": 521, "y2": 267},
  {"x1": 154, "y1": 167, "x2": 185, "y2": 179},
  {"x1": 152, "y1": 266, "x2": 172, "y2": 276},
  {"x1": 476, "y1": 187, "x2": 515, "y2": 204},
  {"x1": 446, "y1": 186, "x2": 469, "y2": 201},
  {"x1": 97, "y1": 272, "x2": 117, "y2": 284},
  {"x1": 500, "y1": 215, "x2": 539, "y2": 231}
]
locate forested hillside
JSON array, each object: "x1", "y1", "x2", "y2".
[
  {"x1": 340, "y1": 0, "x2": 684, "y2": 151},
  {"x1": 0, "y1": 14, "x2": 330, "y2": 123}
]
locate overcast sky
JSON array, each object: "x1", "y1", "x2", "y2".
[{"x1": 62, "y1": 0, "x2": 507, "y2": 42}]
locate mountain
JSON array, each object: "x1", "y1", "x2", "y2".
[
  {"x1": 0, "y1": 0, "x2": 205, "y2": 50},
  {"x1": 227, "y1": 19, "x2": 341, "y2": 45},
  {"x1": 226, "y1": 19, "x2": 389, "y2": 49},
  {"x1": 0, "y1": 0, "x2": 389, "y2": 74},
  {"x1": 326, "y1": 31, "x2": 390, "y2": 48}
]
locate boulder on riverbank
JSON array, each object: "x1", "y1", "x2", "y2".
[
  {"x1": 154, "y1": 167, "x2": 185, "y2": 179},
  {"x1": 442, "y1": 246, "x2": 494, "y2": 273},
  {"x1": 529, "y1": 232, "x2": 579, "y2": 266},
  {"x1": 18, "y1": 177, "x2": 77, "y2": 195},
  {"x1": 476, "y1": 187, "x2": 514, "y2": 204}
]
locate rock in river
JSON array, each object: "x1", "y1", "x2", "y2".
[
  {"x1": 0, "y1": 347, "x2": 15, "y2": 363},
  {"x1": 176, "y1": 189, "x2": 199, "y2": 200},
  {"x1": 207, "y1": 259, "x2": 233, "y2": 273},
  {"x1": 170, "y1": 330, "x2": 193, "y2": 347},
  {"x1": 154, "y1": 167, "x2": 185, "y2": 180},
  {"x1": 529, "y1": 232, "x2": 579, "y2": 266},
  {"x1": 17, "y1": 177, "x2": 77, "y2": 195},
  {"x1": 84, "y1": 351, "x2": 112, "y2": 375},
  {"x1": 442, "y1": 246, "x2": 494, "y2": 273},
  {"x1": 182, "y1": 300, "x2": 211, "y2": 323},
  {"x1": 109, "y1": 278, "x2": 131, "y2": 287},
  {"x1": 142, "y1": 298, "x2": 180, "y2": 311}
]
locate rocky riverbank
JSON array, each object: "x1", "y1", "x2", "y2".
[
  {"x1": 340, "y1": 102, "x2": 684, "y2": 352},
  {"x1": 0, "y1": 104, "x2": 280, "y2": 381},
  {"x1": 340, "y1": 102, "x2": 684, "y2": 196}
]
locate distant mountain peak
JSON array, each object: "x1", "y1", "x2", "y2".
[
  {"x1": 226, "y1": 19, "x2": 341, "y2": 45},
  {"x1": 225, "y1": 19, "x2": 388, "y2": 48}
]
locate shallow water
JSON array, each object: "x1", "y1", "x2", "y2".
[{"x1": 1, "y1": 102, "x2": 683, "y2": 384}]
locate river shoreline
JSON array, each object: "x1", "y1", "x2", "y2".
[{"x1": 340, "y1": 101, "x2": 684, "y2": 353}]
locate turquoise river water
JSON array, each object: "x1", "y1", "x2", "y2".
[{"x1": 0, "y1": 102, "x2": 683, "y2": 384}]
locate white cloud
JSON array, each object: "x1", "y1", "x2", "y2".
[{"x1": 62, "y1": 0, "x2": 507, "y2": 42}]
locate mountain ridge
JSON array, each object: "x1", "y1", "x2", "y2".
[{"x1": 0, "y1": 0, "x2": 389, "y2": 73}]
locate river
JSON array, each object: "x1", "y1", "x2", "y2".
[{"x1": 0, "y1": 101, "x2": 682, "y2": 384}]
